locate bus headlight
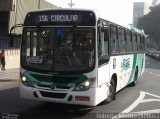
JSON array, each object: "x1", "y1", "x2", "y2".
[
  {"x1": 20, "y1": 73, "x2": 34, "y2": 87},
  {"x1": 22, "y1": 76, "x2": 27, "y2": 82},
  {"x1": 73, "y1": 78, "x2": 96, "y2": 91}
]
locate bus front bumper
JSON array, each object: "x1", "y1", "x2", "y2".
[{"x1": 19, "y1": 83, "x2": 109, "y2": 106}]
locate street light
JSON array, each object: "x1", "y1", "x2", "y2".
[
  {"x1": 68, "y1": 0, "x2": 74, "y2": 8},
  {"x1": 38, "y1": 0, "x2": 40, "y2": 9}
]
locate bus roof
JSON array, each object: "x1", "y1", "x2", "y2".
[
  {"x1": 28, "y1": 8, "x2": 99, "y2": 13},
  {"x1": 130, "y1": 26, "x2": 144, "y2": 35}
]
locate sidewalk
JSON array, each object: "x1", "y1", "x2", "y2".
[
  {"x1": 5, "y1": 49, "x2": 20, "y2": 70},
  {"x1": 0, "y1": 68, "x2": 19, "y2": 80},
  {"x1": 0, "y1": 49, "x2": 20, "y2": 81}
]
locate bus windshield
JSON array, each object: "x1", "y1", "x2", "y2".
[{"x1": 21, "y1": 27, "x2": 95, "y2": 72}]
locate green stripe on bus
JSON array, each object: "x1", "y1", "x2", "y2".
[
  {"x1": 127, "y1": 53, "x2": 144, "y2": 85},
  {"x1": 140, "y1": 55, "x2": 144, "y2": 76},
  {"x1": 127, "y1": 54, "x2": 137, "y2": 85},
  {"x1": 23, "y1": 71, "x2": 88, "y2": 87}
]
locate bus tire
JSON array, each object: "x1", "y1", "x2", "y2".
[
  {"x1": 104, "y1": 79, "x2": 116, "y2": 104},
  {"x1": 130, "y1": 68, "x2": 138, "y2": 87}
]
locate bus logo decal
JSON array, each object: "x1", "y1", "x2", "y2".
[
  {"x1": 122, "y1": 58, "x2": 130, "y2": 71},
  {"x1": 50, "y1": 84, "x2": 56, "y2": 90},
  {"x1": 67, "y1": 83, "x2": 76, "y2": 88}
]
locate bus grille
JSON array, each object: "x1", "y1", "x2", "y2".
[
  {"x1": 30, "y1": 74, "x2": 78, "y2": 84},
  {"x1": 40, "y1": 91, "x2": 67, "y2": 99},
  {"x1": 37, "y1": 84, "x2": 70, "y2": 89}
]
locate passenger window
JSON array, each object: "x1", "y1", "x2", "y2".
[
  {"x1": 140, "y1": 35, "x2": 145, "y2": 51},
  {"x1": 109, "y1": 25, "x2": 118, "y2": 54},
  {"x1": 137, "y1": 34, "x2": 141, "y2": 51},
  {"x1": 132, "y1": 33, "x2": 137, "y2": 52},
  {"x1": 99, "y1": 28, "x2": 109, "y2": 56},
  {"x1": 118, "y1": 28, "x2": 126, "y2": 53},
  {"x1": 126, "y1": 30, "x2": 132, "y2": 53},
  {"x1": 98, "y1": 21, "x2": 110, "y2": 66}
]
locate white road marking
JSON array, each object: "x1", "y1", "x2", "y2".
[
  {"x1": 155, "y1": 74, "x2": 160, "y2": 77},
  {"x1": 121, "y1": 91, "x2": 160, "y2": 113},
  {"x1": 145, "y1": 91, "x2": 160, "y2": 99},
  {"x1": 141, "y1": 99, "x2": 160, "y2": 103},
  {"x1": 121, "y1": 91, "x2": 145, "y2": 113},
  {"x1": 132, "y1": 109, "x2": 160, "y2": 113},
  {"x1": 145, "y1": 70, "x2": 160, "y2": 77},
  {"x1": 110, "y1": 91, "x2": 160, "y2": 119}
]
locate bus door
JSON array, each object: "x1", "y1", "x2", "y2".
[{"x1": 98, "y1": 22, "x2": 110, "y2": 86}]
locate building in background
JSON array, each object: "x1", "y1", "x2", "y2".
[
  {"x1": 0, "y1": 0, "x2": 57, "y2": 49},
  {"x1": 152, "y1": 0, "x2": 160, "y2": 6},
  {"x1": 133, "y1": 2, "x2": 150, "y2": 27}
]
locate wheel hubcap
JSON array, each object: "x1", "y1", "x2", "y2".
[{"x1": 109, "y1": 84, "x2": 113, "y2": 96}]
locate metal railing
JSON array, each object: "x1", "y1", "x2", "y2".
[
  {"x1": 0, "y1": 37, "x2": 21, "y2": 49},
  {"x1": 0, "y1": 37, "x2": 21, "y2": 56}
]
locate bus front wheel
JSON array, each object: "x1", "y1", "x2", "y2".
[{"x1": 104, "y1": 79, "x2": 116, "y2": 104}]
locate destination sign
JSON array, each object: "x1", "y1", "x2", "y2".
[
  {"x1": 38, "y1": 14, "x2": 79, "y2": 22},
  {"x1": 24, "y1": 10, "x2": 96, "y2": 26}
]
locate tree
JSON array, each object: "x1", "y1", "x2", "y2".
[{"x1": 137, "y1": 5, "x2": 160, "y2": 50}]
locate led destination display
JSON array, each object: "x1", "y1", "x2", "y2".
[
  {"x1": 24, "y1": 10, "x2": 96, "y2": 26},
  {"x1": 38, "y1": 14, "x2": 79, "y2": 22}
]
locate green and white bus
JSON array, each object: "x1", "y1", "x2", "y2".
[{"x1": 20, "y1": 9, "x2": 145, "y2": 106}]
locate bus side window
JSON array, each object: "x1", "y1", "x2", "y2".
[
  {"x1": 137, "y1": 34, "x2": 141, "y2": 52},
  {"x1": 132, "y1": 33, "x2": 137, "y2": 52},
  {"x1": 118, "y1": 28, "x2": 126, "y2": 53},
  {"x1": 126, "y1": 30, "x2": 132, "y2": 53},
  {"x1": 141, "y1": 35, "x2": 145, "y2": 51},
  {"x1": 109, "y1": 25, "x2": 118, "y2": 54},
  {"x1": 104, "y1": 28, "x2": 109, "y2": 55},
  {"x1": 99, "y1": 28, "x2": 109, "y2": 56},
  {"x1": 98, "y1": 27, "x2": 110, "y2": 66},
  {"x1": 26, "y1": 31, "x2": 31, "y2": 56},
  {"x1": 141, "y1": 35, "x2": 144, "y2": 51}
]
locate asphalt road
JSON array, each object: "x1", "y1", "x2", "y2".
[{"x1": 0, "y1": 56, "x2": 160, "y2": 119}]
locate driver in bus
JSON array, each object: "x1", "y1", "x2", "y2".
[{"x1": 84, "y1": 32, "x2": 93, "y2": 48}]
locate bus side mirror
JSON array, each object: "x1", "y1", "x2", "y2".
[{"x1": 101, "y1": 26, "x2": 108, "y2": 32}]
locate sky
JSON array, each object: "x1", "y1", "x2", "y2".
[{"x1": 45, "y1": 0, "x2": 153, "y2": 27}]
